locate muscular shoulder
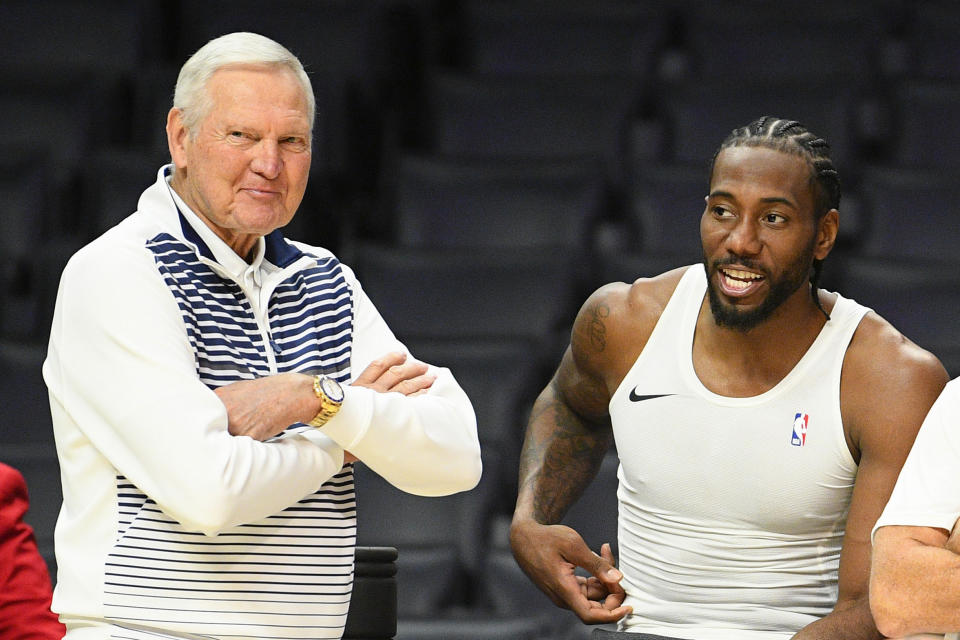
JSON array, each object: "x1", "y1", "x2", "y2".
[
  {"x1": 570, "y1": 267, "x2": 688, "y2": 385},
  {"x1": 844, "y1": 311, "x2": 948, "y2": 398},
  {"x1": 842, "y1": 310, "x2": 949, "y2": 453}
]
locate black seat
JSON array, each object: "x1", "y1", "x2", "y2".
[
  {"x1": 0, "y1": 150, "x2": 54, "y2": 341},
  {"x1": 391, "y1": 155, "x2": 605, "y2": 251},
  {"x1": 628, "y1": 163, "x2": 708, "y2": 265},
  {"x1": 657, "y1": 81, "x2": 859, "y2": 171},
  {"x1": 461, "y1": 0, "x2": 667, "y2": 77},
  {"x1": 395, "y1": 615, "x2": 544, "y2": 640},
  {"x1": 0, "y1": 0, "x2": 164, "y2": 77},
  {"x1": 858, "y1": 165, "x2": 960, "y2": 261},
  {"x1": 892, "y1": 81, "x2": 960, "y2": 170},
  {"x1": 343, "y1": 546, "x2": 398, "y2": 640},
  {"x1": 0, "y1": 73, "x2": 101, "y2": 193},
  {"x1": 907, "y1": 1, "x2": 960, "y2": 82},
  {"x1": 680, "y1": 2, "x2": 884, "y2": 85},
  {"x1": 424, "y1": 72, "x2": 638, "y2": 168},
  {"x1": 839, "y1": 256, "x2": 960, "y2": 376},
  {"x1": 0, "y1": 343, "x2": 52, "y2": 447},
  {"x1": 353, "y1": 447, "x2": 498, "y2": 618},
  {"x1": 354, "y1": 244, "x2": 578, "y2": 359}
]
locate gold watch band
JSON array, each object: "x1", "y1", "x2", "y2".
[{"x1": 309, "y1": 375, "x2": 343, "y2": 428}]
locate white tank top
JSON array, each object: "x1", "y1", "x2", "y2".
[{"x1": 610, "y1": 265, "x2": 868, "y2": 639}]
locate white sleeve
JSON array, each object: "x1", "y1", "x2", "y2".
[
  {"x1": 873, "y1": 379, "x2": 960, "y2": 538},
  {"x1": 44, "y1": 241, "x2": 345, "y2": 536},
  {"x1": 315, "y1": 263, "x2": 482, "y2": 497}
]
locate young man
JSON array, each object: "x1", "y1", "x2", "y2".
[{"x1": 510, "y1": 116, "x2": 948, "y2": 639}]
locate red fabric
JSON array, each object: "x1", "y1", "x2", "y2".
[{"x1": 0, "y1": 462, "x2": 65, "y2": 639}]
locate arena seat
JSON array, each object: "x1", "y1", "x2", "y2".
[
  {"x1": 353, "y1": 448, "x2": 498, "y2": 618},
  {"x1": 892, "y1": 81, "x2": 960, "y2": 169},
  {"x1": 858, "y1": 165, "x2": 960, "y2": 261},
  {"x1": 839, "y1": 256, "x2": 960, "y2": 376},
  {"x1": 354, "y1": 244, "x2": 578, "y2": 359},
  {"x1": 343, "y1": 546, "x2": 398, "y2": 640},
  {"x1": 391, "y1": 155, "x2": 605, "y2": 252},
  {"x1": 907, "y1": 1, "x2": 960, "y2": 82},
  {"x1": 424, "y1": 71, "x2": 639, "y2": 171},
  {"x1": 460, "y1": 0, "x2": 667, "y2": 77},
  {"x1": 680, "y1": 2, "x2": 884, "y2": 85},
  {"x1": 0, "y1": 0, "x2": 163, "y2": 77},
  {"x1": 656, "y1": 81, "x2": 860, "y2": 171},
  {"x1": 627, "y1": 162, "x2": 709, "y2": 265}
]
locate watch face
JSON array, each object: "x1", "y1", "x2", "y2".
[{"x1": 320, "y1": 377, "x2": 344, "y2": 402}]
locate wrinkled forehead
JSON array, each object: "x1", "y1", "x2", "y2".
[{"x1": 205, "y1": 66, "x2": 311, "y2": 124}]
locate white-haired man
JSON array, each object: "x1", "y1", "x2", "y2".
[{"x1": 44, "y1": 32, "x2": 481, "y2": 639}]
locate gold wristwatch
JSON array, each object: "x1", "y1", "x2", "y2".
[{"x1": 309, "y1": 375, "x2": 344, "y2": 428}]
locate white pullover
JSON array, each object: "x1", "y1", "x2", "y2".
[{"x1": 44, "y1": 165, "x2": 481, "y2": 639}]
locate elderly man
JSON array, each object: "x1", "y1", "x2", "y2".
[
  {"x1": 870, "y1": 379, "x2": 960, "y2": 639},
  {"x1": 44, "y1": 32, "x2": 481, "y2": 639}
]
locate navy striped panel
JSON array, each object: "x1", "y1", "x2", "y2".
[{"x1": 102, "y1": 234, "x2": 356, "y2": 638}]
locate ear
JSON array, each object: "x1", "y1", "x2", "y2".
[
  {"x1": 814, "y1": 208, "x2": 839, "y2": 260},
  {"x1": 166, "y1": 107, "x2": 189, "y2": 170}
]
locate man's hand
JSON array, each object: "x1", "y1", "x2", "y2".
[
  {"x1": 215, "y1": 352, "x2": 436, "y2": 463},
  {"x1": 352, "y1": 351, "x2": 436, "y2": 395},
  {"x1": 215, "y1": 372, "x2": 316, "y2": 441},
  {"x1": 510, "y1": 519, "x2": 631, "y2": 624},
  {"x1": 947, "y1": 517, "x2": 960, "y2": 555}
]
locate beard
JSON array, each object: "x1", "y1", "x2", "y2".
[{"x1": 703, "y1": 243, "x2": 816, "y2": 333}]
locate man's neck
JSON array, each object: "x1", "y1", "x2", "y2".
[{"x1": 692, "y1": 288, "x2": 830, "y2": 397}]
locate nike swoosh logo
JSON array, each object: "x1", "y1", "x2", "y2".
[{"x1": 628, "y1": 389, "x2": 676, "y2": 403}]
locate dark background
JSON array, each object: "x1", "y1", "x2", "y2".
[{"x1": 2, "y1": 1, "x2": 959, "y2": 638}]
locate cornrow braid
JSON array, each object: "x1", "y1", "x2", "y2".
[{"x1": 710, "y1": 116, "x2": 841, "y2": 320}]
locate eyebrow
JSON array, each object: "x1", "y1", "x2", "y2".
[{"x1": 708, "y1": 190, "x2": 797, "y2": 208}]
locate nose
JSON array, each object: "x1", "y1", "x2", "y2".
[
  {"x1": 726, "y1": 217, "x2": 762, "y2": 257},
  {"x1": 250, "y1": 139, "x2": 281, "y2": 179}
]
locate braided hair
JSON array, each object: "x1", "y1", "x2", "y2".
[{"x1": 709, "y1": 116, "x2": 840, "y2": 320}]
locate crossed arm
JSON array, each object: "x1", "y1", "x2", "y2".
[
  {"x1": 870, "y1": 381, "x2": 960, "y2": 637},
  {"x1": 214, "y1": 351, "x2": 435, "y2": 444},
  {"x1": 871, "y1": 523, "x2": 960, "y2": 637}
]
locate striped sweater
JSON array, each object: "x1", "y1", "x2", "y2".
[{"x1": 44, "y1": 165, "x2": 480, "y2": 639}]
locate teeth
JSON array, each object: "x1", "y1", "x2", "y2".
[
  {"x1": 721, "y1": 268, "x2": 763, "y2": 291},
  {"x1": 722, "y1": 269, "x2": 762, "y2": 280},
  {"x1": 725, "y1": 277, "x2": 751, "y2": 291}
]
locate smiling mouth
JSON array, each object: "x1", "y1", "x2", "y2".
[
  {"x1": 241, "y1": 187, "x2": 280, "y2": 198},
  {"x1": 719, "y1": 267, "x2": 765, "y2": 293}
]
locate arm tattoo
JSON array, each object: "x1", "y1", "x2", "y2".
[
  {"x1": 587, "y1": 302, "x2": 610, "y2": 353},
  {"x1": 519, "y1": 381, "x2": 612, "y2": 524}
]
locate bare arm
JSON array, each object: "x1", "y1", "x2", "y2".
[
  {"x1": 870, "y1": 380, "x2": 960, "y2": 637},
  {"x1": 871, "y1": 523, "x2": 960, "y2": 637},
  {"x1": 510, "y1": 287, "x2": 638, "y2": 624},
  {"x1": 792, "y1": 315, "x2": 948, "y2": 640}
]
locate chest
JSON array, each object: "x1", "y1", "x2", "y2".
[
  {"x1": 150, "y1": 246, "x2": 355, "y2": 383},
  {"x1": 611, "y1": 393, "x2": 857, "y2": 534}
]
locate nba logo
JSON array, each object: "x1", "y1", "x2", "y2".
[{"x1": 791, "y1": 413, "x2": 809, "y2": 447}]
